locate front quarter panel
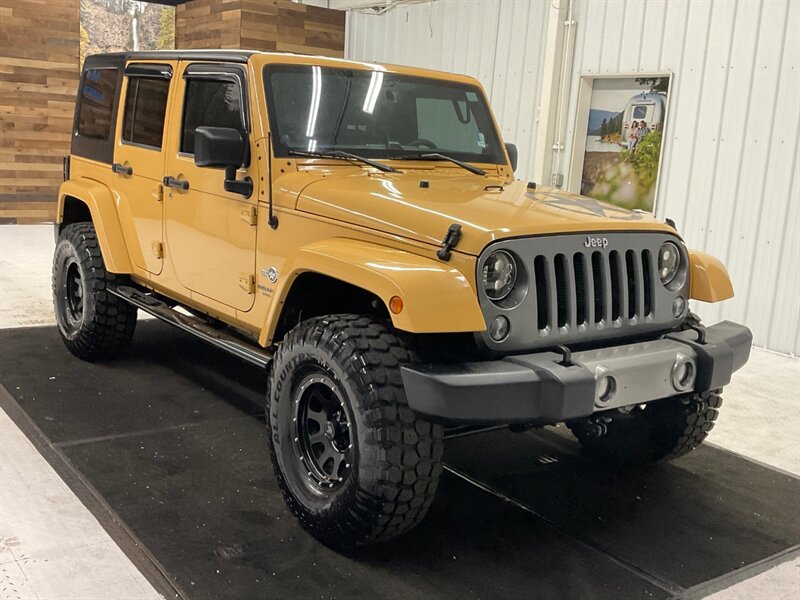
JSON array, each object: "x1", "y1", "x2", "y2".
[
  {"x1": 261, "y1": 239, "x2": 485, "y2": 344},
  {"x1": 689, "y1": 251, "x2": 734, "y2": 302}
]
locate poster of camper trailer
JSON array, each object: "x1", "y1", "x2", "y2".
[{"x1": 580, "y1": 77, "x2": 670, "y2": 212}]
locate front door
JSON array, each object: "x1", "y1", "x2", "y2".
[
  {"x1": 163, "y1": 62, "x2": 258, "y2": 312},
  {"x1": 113, "y1": 62, "x2": 176, "y2": 275}
]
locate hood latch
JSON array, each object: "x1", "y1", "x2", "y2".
[{"x1": 437, "y1": 223, "x2": 462, "y2": 261}]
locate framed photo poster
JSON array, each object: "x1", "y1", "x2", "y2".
[
  {"x1": 568, "y1": 73, "x2": 672, "y2": 213},
  {"x1": 80, "y1": 1, "x2": 175, "y2": 68}
]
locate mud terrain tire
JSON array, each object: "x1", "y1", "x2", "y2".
[
  {"x1": 268, "y1": 314, "x2": 444, "y2": 550},
  {"x1": 567, "y1": 390, "x2": 723, "y2": 465},
  {"x1": 52, "y1": 222, "x2": 137, "y2": 361}
]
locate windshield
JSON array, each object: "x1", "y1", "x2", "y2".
[{"x1": 264, "y1": 65, "x2": 505, "y2": 164}]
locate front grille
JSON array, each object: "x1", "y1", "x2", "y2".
[
  {"x1": 477, "y1": 232, "x2": 687, "y2": 353},
  {"x1": 531, "y1": 249, "x2": 654, "y2": 333}
]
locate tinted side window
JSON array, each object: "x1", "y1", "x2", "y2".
[
  {"x1": 78, "y1": 68, "x2": 118, "y2": 140},
  {"x1": 181, "y1": 79, "x2": 243, "y2": 154},
  {"x1": 122, "y1": 77, "x2": 170, "y2": 149}
]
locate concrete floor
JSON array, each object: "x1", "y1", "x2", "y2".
[{"x1": 0, "y1": 224, "x2": 798, "y2": 599}]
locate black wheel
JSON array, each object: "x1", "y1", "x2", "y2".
[
  {"x1": 567, "y1": 389, "x2": 723, "y2": 466},
  {"x1": 268, "y1": 314, "x2": 444, "y2": 549},
  {"x1": 52, "y1": 222, "x2": 137, "y2": 362}
]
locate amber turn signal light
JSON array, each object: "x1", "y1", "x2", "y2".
[{"x1": 389, "y1": 296, "x2": 404, "y2": 314}]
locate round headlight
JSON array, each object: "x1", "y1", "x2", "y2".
[
  {"x1": 658, "y1": 242, "x2": 681, "y2": 286},
  {"x1": 482, "y1": 250, "x2": 517, "y2": 301}
]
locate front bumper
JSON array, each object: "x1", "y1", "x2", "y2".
[{"x1": 401, "y1": 321, "x2": 752, "y2": 424}]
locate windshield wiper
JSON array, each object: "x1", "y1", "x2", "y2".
[
  {"x1": 288, "y1": 149, "x2": 398, "y2": 173},
  {"x1": 395, "y1": 152, "x2": 486, "y2": 176}
]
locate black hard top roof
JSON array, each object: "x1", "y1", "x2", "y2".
[{"x1": 85, "y1": 49, "x2": 259, "y2": 64}]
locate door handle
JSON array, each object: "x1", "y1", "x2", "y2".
[
  {"x1": 111, "y1": 163, "x2": 133, "y2": 176},
  {"x1": 163, "y1": 176, "x2": 189, "y2": 191}
]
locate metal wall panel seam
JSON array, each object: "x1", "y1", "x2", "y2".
[
  {"x1": 699, "y1": 0, "x2": 739, "y2": 251},
  {"x1": 616, "y1": 0, "x2": 628, "y2": 72},
  {"x1": 651, "y1": 0, "x2": 692, "y2": 223},
  {"x1": 717, "y1": 0, "x2": 763, "y2": 267},
  {"x1": 676, "y1": 0, "x2": 715, "y2": 233},
  {"x1": 738, "y1": 0, "x2": 790, "y2": 325},
  {"x1": 764, "y1": 127, "x2": 799, "y2": 350}
]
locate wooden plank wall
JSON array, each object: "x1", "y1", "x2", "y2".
[
  {"x1": 176, "y1": 0, "x2": 242, "y2": 50},
  {"x1": 0, "y1": 0, "x2": 80, "y2": 224},
  {"x1": 241, "y1": 1, "x2": 345, "y2": 57},
  {"x1": 177, "y1": 0, "x2": 345, "y2": 58}
]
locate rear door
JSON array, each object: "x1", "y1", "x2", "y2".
[
  {"x1": 112, "y1": 62, "x2": 176, "y2": 275},
  {"x1": 162, "y1": 61, "x2": 258, "y2": 312}
]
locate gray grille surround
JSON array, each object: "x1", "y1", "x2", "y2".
[{"x1": 476, "y1": 231, "x2": 690, "y2": 353}]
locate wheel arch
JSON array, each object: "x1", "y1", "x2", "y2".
[
  {"x1": 56, "y1": 180, "x2": 132, "y2": 274},
  {"x1": 260, "y1": 238, "x2": 486, "y2": 346}
]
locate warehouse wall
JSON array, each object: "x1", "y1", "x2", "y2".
[
  {"x1": 346, "y1": 0, "x2": 800, "y2": 355},
  {"x1": 347, "y1": 0, "x2": 550, "y2": 184},
  {"x1": 0, "y1": 0, "x2": 80, "y2": 224}
]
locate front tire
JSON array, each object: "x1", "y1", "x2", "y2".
[
  {"x1": 267, "y1": 315, "x2": 444, "y2": 550},
  {"x1": 567, "y1": 389, "x2": 723, "y2": 465},
  {"x1": 52, "y1": 222, "x2": 137, "y2": 362}
]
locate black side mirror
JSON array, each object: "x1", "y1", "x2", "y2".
[
  {"x1": 194, "y1": 126, "x2": 245, "y2": 168},
  {"x1": 194, "y1": 126, "x2": 252, "y2": 197},
  {"x1": 505, "y1": 143, "x2": 518, "y2": 172}
]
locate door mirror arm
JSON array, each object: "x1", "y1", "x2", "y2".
[{"x1": 223, "y1": 166, "x2": 253, "y2": 198}]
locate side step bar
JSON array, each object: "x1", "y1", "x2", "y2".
[{"x1": 109, "y1": 285, "x2": 272, "y2": 369}]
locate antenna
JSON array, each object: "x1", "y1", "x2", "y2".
[{"x1": 267, "y1": 132, "x2": 278, "y2": 229}]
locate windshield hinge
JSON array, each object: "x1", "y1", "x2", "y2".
[
  {"x1": 240, "y1": 205, "x2": 257, "y2": 226},
  {"x1": 437, "y1": 223, "x2": 462, "y2": 261}
]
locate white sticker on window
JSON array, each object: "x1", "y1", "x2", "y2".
[
  {"x1": 466, "y1": 91, "x2": 478, "y2": 102},
  {"x1": 476, "y1": 132, "x2": 486, "y2": 148}
]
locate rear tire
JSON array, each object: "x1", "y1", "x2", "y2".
[
  {"x1": 267, "y1": 314, "x2": 444, "y2": 550},
  {"x1": 52, "y1": 222, "x2": 137, "y2": 362},
  {"x1": 567, "y1": 389, "x2": 723, "y2": 466}
]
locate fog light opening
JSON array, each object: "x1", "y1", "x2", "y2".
[
  {"x1": 672, "y1": 296, "x2": 687, "y2": 318},
  {"x1": 595, "y1": 369, "x2": 616, "y2": 405},
  {"x1": 671, "y1": 353, "x2": 696, "y2": 392},
  {"x1": 489, "y1": 315, "x2": 510, "y2": 342}
]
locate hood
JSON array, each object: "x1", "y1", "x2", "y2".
[{"x1": 293, "y1": 169, "x2": 674, "y2": 256}]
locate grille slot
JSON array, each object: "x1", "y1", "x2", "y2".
[
  {"x1": 626, "y1": 250, "x2": 637, "y2": 319},
  {"x1": 534, "y1": 255, "x2": 548, "y2": 330},
  {"x1": 573, "y1": 253, "x2": 587, "y2": 326},
  {"x1": 609, "y1": 250, "x2": 621, "y2": 321},
  {"x1": 554, "y1": 254, "x2": 568, "y2": 328},
  {"x1": 591, "y1": 251, "x2": 604, "y2": 323},
  {"x1": 643, "y1": 249, "x2": 653, "y2": 316}
]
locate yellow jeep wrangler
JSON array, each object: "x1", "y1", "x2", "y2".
[{"x1": 53, "y1": 50, "x2": 751, "y2": 549}]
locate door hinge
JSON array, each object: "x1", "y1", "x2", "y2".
[
  {"x1": 151, "y1": 241, "x2": 164, "y2": 259},
  {"x1": 239, "y1": 273, "x2": 255, "y2": 294},
  {"x1": 240, "y1": 205, "x2": 257, "y2": 226},
  {"x1": 152, "y1": 184, "x2": 164, "y2": 202}
]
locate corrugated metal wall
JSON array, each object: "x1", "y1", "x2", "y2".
[
  {"x1": 346, "y1": 0, "x2": 800, "y2": 355},
  {"x1": 347, "y1": 0, "x2": 550, "y2": 183}
]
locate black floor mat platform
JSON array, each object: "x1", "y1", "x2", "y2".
[{"x1": 1, "y1": 322, "x2": 798, "y2": 600}]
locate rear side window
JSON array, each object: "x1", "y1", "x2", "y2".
[
  {"x1": 181, "y1": 79, "x2": 244, "y2": 155},
  {"x1": 123, "y1": 77, "x2": 170, "y2": 149},
  {"x1": 77, "y1": 68, "x2": 118, "y2": 140}
]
